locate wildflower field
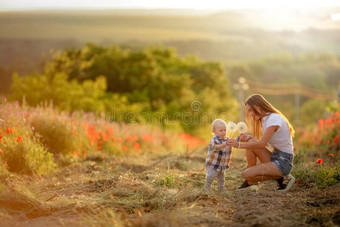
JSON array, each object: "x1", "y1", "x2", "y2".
[{"x1": 0, "y1": 98, "x2": 339, "y2": 226}]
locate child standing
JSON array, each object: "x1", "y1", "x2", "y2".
[{"x1": 205, "y1": 119, "x2": 232, "y2": 191}]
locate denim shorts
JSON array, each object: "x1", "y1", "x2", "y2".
[{"x1": 271, "y1": 150, "x2": 294, "y2": 176}]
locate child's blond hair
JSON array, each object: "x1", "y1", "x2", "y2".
[{"x1": 211, "y1": 119, "x2": 227, "y2": 135}]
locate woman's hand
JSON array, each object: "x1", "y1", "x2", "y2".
[
  {"x1": 239, "y1": 133, "x2": 252, "y2": 142},
  {"x1": 239, "y1": 133, "x2": 247, "y2": 142},
  {"x1": 227, "y1": 139, "x2": 239, "y2": 148}
]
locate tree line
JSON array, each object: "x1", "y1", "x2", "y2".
[{"x1": 8, "y1": 43, "x2": 238, "y2": 133}]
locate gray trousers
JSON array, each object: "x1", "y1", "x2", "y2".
[{"x1": 205, "y1": 166, "x2": 225, "y2": 190}]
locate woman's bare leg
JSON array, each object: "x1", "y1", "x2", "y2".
[
  {"x1": 243, "y1": 162, "x2": 283, "y2": 185},
  {"x1": 245, "y1": 139, "x2": 272, "y2": 167},
  {"x1": 241, "y1": 140, "x2": 281, "y2": 186},
  {"x1": 246, "y1": 148, "x2": 258, "y2": 167}
]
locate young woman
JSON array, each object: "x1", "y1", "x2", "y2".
[{"x1": 227, "y1": 94, "x2": 295, "y2": 192}]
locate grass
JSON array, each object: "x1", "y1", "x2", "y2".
[{"x1": 1, "y1": 149, "x2": 339, "y2": 226}]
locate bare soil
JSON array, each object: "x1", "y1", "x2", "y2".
[{"x1": 1, "y1": 150, "x2": 339, "y2": 227}]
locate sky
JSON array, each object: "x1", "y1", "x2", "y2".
[{"x1": 1, "y1": 0, "x2": 340, "y2": 10}]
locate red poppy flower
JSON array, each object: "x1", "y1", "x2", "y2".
[
  {"x1": 6, "y1": 128, "x2": 12, "y2": 134},
  {"x1": 296, "y1": 179, "x2": 302, "y2": 184},
  {"x1": 0, "y1": 149, "x2": 3, "y2": 154},
  {"x1": 16, "y1": 136, "x2": 23, "y2": 143},
  {"x1": 317, "y1": 158, "x2": 323, "y2": 164},
  {"x1": 328, "y1": 153, "x2": 334, "y2": 158},
  {"x1": 318, "y1": 119, "x2": 325, "y2": 127},
  {"x1": 109, "y1": 166, "x2": 113, "y2": 170},
  {"x1": 134, "y1": 142, "x2": 141, "y2": 150}
]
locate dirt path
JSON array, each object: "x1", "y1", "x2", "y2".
[{"x1": 1, "y1": 150, "x2": 340, "y2": 226}]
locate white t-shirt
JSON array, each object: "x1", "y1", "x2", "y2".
[{"x1": 261, "y1": 113, "x2": 294, "y2": 154}]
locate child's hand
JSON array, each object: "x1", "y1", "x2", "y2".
[
  {"x1": 227, "y1": 139, "x2": 238, "y2": 148},
  {"x1": 220, "y1": 142, "x2": 227, "y2": 148},
  {"x1": 213, "y1": 142, "x2": 227, "y2": 151}
]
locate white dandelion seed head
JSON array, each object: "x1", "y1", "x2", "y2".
[
  {"x1": 237, "y1": 122, "x2": 248, "y2": 133},
  {"x1": 227, "y1": 121, "x2": 237, "y2": 133}
]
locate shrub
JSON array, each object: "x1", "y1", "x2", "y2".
[
  {"x1": 294, "y1": 106, "x2": 340, "y2": 188},
  {"x1": 315, "y1": 164, "x2": 339, "y2": 187},
  {"x1": 297, "y1": 106, "x2": 339, "y2": 156},
  {"x1": 315, "y1": 110, "x2": 340, "y2": 157},
  {"x1": 293, "y1": 158, "x2": 340, "y2": 188},
  {"x1": 0, "y1": 160, "x2": 9, "y2": 176},
  {"x1": 0, "y1": 100, "x2": 56, "y2": 175},
  {"x1": 0, "y1": 98, "x2": 208, "y2": 174},
  {"x1": 32, "y1": 114, "x2": 77, "y2": 155},
  {"x1": 0, "y1": 128, "x2": 56, "y2": 175}
]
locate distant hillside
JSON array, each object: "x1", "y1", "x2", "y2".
[{"x1": 0, "y1": 8, "x2": 340, "y2": 73}]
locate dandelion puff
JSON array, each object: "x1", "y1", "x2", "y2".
[
  {"x1": 237, "y1": 122, "x2": 248, "y2": 133},
  {"x1": 227, "y1": 122, "x2": 237, "y2": 133}
]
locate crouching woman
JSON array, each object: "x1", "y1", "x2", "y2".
[{"x1": 227, "y1": 94, "x2": 295, "y2": 192}]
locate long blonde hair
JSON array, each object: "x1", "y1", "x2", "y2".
[{"x1": 245, "y1": 94, "x2": 295, "y2": 139}]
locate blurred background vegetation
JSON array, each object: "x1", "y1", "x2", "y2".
[{"x1": 0, "y1": 8, "x2": 339, "y2": 136}]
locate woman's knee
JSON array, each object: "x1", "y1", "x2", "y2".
[{"x1": 242, "y1": 169, "x2": 254, "y2": 180}]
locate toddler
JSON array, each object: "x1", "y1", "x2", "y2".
[{"x1": 205, "y1": 119, "x2": 232, "y2": 191}]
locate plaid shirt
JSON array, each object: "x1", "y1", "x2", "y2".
[{"x1": 205, "y1": 136, "x2": 232, "y2": 172}]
